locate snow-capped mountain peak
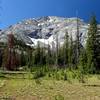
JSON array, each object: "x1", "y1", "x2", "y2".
[{"x1": 0, "y1": 16, "x2": 89, "y2": 48}]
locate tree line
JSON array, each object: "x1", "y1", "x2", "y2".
[{"x1": 0, "y1": 15, "x2": 100, "y2": 73}]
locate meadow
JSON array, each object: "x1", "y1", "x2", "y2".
[{"x1": 0, "y1": 69, "x2": 100, "y2": 100}]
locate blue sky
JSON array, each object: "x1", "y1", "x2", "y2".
[{"x1": 0, "y1": 0, "x2": 100, "y2": 29}]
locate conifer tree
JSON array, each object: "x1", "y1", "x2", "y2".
[
  {"x1": 20, "y1": 50, "x2": 26, "y2": 66},
  {"x1": 75, "y1": 18, "x2": 80, "y2": 67},
  {"x1": 79, "y1": 48, "x2": 87, "y2": 72},
  {"x1": 33, "y1": 41, "x2": 41, "y2": 66},
  {"x1": 46, "y1": 42, "x2": 52, "y2": 66},
  {"x1": 55, "y1": 32, "x2": 59, "y2": 66},
  {"x1": 58, "y1": 46, "x2": 64, "y2": 66},
  {"x1": 86, "y1": 15, "x2": 98, "y2": 73},
  {"x1": 64, "y1": 31, "x2": 69, "y2": 67},
  {"x1": 68, "y1": 34, "x2": 73, "y2": 69},
  {"x1": 27, "y1": 47, "x2": 33, "y2": 68},
  {"x1": 0, "y1": 48, "x2": 3, "y2": 67},
  {"x1": 2, "y1": 34, "x2": 17, "y2": 70},
  {"x1": 2, "y1": 47, "x2": 9, "y2": 70}
]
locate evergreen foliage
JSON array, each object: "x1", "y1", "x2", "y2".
[{"x1": 86, "y1": 15, "x2": 99, "y2": 73}]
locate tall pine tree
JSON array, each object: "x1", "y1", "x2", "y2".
[
  {"x1": 64, "y1": 31, "x2": 69, "y2": 67},
  {"x1": 68, "y1": 34, "x2": 74, "y2": 69},
  {"x1": 86, "y1": 15, "x2": 99, "y2": 73}
]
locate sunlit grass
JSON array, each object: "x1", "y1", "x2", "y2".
[{"x1": 0, "y1": 74, "x2": 100, "y2": 100}]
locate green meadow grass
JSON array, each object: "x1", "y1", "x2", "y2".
[{"x1": 0, "y1": 73, "x2": 100, "y2": 100}]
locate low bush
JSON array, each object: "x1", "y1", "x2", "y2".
[
  {"x1": 33, "y1": 69, "x2": 45, "y2": 79},
  {"x1": 35, "y1": 79, "x2": 42, "y2": 85},
  {"x1": 55, "y1": 94, "x2": 64, "y2": 100}
]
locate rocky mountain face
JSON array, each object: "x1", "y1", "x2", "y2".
[{"x1": 0, "y1": 16, "x2": 89, "y2": 48}]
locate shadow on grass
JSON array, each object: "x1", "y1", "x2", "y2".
[
  {"x1": 84, "y1": 84, "x2": 100, "y2": 87},
  {"x1": 0, "y1": 76, "x2": 10, "y2": 80},
  {"x1": 0, "y1": 76, "x2": 33, "y2": 80},
  {"x1": 0, "y1": 97, "x2": 15, "y2": 100}
]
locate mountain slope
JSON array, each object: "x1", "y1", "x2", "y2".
[{"x1": 0, "y1": 16, "x2": 89, "y2": 48}]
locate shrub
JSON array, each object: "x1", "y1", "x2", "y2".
[
  {"x1": 97, "y1": 75, "x2": 100, "y2": 80},
  {"x1": 35, "y1": 79, "x2": 42, "y2": 85},
  {"x1": 55, "y1": 72, "x2": 61, "y2": 80},
  {"x1": 55, "y1": 94, "x2": 64, "y2": 100},
  {"x1": 33, "y1": 69, "x2": 45, "y2": 79},
  {"x1": 66, "y1": 70, "x2": 75, "y2": 80},
  {"x1": 74, "y1": 70, "x2": 86, "y2": 83},
  {"x1": 64, "y1": 73, "x2": 67, "y2": 80}
]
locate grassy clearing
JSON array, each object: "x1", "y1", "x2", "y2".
[{"x1": 0, "y1": 74, "x2": 100, "y2": 100}]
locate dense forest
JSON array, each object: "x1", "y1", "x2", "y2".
[{"x1": 0, "y1": 15, "x2": 100, "y2": 75}]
